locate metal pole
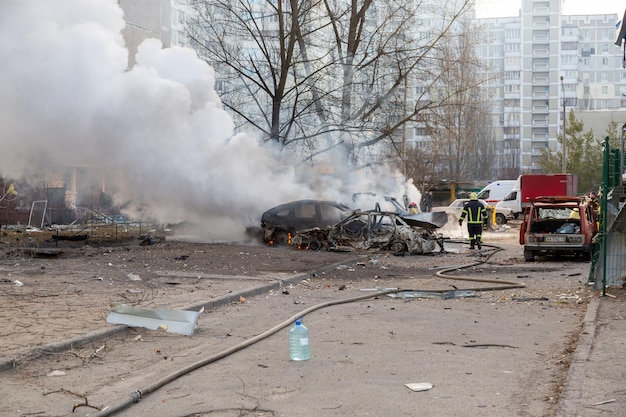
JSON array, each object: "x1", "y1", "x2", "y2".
[
  {"x1": 560, "y1": 76, "x2": 567, "y2": 173},
  {"x1": 601, "y1": 137, "x2": 609, "y2": 296},
  {"x1": 621, "y1": 123, "x2": 626, "y2": 180}
]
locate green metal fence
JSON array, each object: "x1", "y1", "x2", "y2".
[{"x1": 591, "y1": 137, "x2": 626, "y2": 293}]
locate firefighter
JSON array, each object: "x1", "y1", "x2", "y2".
[
  {"x1": 588, "y1": 191, "x2": 600, "y2": 215},
  {"x1": 458, "y1": 192, "x2": 487, "y2": 249},
  {"x1": 408, "y1": 202, "x2": 418, "y2": 214}
]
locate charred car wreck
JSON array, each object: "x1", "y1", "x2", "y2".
[{"x1": 291, "y1": 209, "x2": 447, "y2": 255}]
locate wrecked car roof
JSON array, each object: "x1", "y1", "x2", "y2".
[{"x1": 261, "y1": 199, "x2": 352, "y2": 216}]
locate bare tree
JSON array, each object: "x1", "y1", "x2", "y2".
[
  {"x1": 187, "y1": 0, "x2": 477, "y2": 169},
  {"x1": 418, "y1": 18, "x2": 495, "y2": 182}
]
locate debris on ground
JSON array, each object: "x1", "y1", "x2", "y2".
[{"x1": 106, "y1": 304, "x2": 201, "y2": 336}]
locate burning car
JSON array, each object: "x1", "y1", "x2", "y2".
[
  {"x1": 260, "y1": 200, "x2": 353, "y2": 245},
  {"x1": 292, "y1": 209, "x2": 446, "y2": 255}
]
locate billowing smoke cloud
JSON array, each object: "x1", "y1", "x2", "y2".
[{"x1": 0, "y1": 0, "x2": 420, "y2": 241}]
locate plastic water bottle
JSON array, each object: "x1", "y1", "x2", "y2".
[{"x1": 289, "y1": 319, "x2": 310, "y2": 361}]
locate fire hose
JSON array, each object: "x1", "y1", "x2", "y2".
[{"x1": 91, "y1": 242, "x2": 524, "y2": 417}]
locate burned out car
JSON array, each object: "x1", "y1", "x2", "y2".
[
  {"x1": 260, "y1": 200, "x2": 353, "y2": 245},
  {"x1": 292, "y1": 210, "x2": 446, "y2": 255}
]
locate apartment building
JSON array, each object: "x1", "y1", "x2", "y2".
[{"x1": 475, "y1": 0, "x2": 625, "y2": 175}]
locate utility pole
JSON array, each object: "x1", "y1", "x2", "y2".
[{"x1": 560, "y1": 76, "x2": 567, "y2": 173}]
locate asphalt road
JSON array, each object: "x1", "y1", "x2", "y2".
[{"x1": 0, "y1": 229, "x2": 597, "y2": 417}]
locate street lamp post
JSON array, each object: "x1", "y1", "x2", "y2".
[
  {"x1": 560, "y1": 76, "x2": 567, "y2": 174},
  {"x1": 622, "y1": 123, "x2": 626, "y2": 181}
]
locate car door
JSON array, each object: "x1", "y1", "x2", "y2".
[{"x1": 292, "y1": 202, "x2": 321, "y2": 231}]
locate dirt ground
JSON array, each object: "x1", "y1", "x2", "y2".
[{"x1": 0, "y1": 223, "x2": 595, "y2": 417}]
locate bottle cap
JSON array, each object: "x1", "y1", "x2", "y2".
[{"x1": 295, "y1": 319, "x2": 302, "y2": 325}]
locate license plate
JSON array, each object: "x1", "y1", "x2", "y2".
[{"x1": 544, "y1": 236, "x2": 566, "y2": 242}]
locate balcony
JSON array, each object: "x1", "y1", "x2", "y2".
[{"x1": 533, "y1": 6, "x2": 550, "y2": 15}]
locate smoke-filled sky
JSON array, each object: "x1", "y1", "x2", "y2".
[{"x1": 0, "y1": 0, "x2": 419, "y2": 241}]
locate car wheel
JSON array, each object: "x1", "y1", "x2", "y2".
[
  {"x1": 523, "y1": 249, "x2": 535, "y2": 262},
  {"x1": 308, "y1": 240, "x2": 322, "y2": 251},
  {"x1": 391, "y1": 242, "x2": 407, "y2": 256},
  {"x1": 495, "y1": 213, "x2": 507, "y2": 225},
  {"x1": 272, "y1": 231, "x2": 290, "y2": 245}
]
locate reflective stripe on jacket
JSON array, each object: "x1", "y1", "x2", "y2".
[{"x1": 460, "y1": 200, "x2": 486, "y2": 224}]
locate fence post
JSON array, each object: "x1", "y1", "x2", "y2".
[{"x1": 600, "y1": 137, "x2": 610, "y2": 296}]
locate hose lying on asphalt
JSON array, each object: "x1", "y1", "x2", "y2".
[
  {"x1": 434, "y1": 243, "x2": 526, "y2": 292},
  {"x1": 90, "y1": 242, "x2": 524, "y2": 417}
]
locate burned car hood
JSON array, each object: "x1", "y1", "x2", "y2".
[{"x1": 400, "y1": 212, "x2": 448, "y2": 229}]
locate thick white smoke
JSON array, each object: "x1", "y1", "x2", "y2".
[{"x1": 0, "y1": 0, "x2": 420, "y2": 241}]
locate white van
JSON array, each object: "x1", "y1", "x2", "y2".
[{"x1": 476, "y1": 180, "x2": 516, "y2": 205}]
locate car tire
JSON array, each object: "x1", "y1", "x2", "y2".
[
  {"x1": 495, "y1": 213, "x2": 507, "y2": 225},
  {"x1": 391, "y1": 242, "x2": 407, "y2": 256},
  {"x1": 272, "y1": 231, "x2": 290, "y2": 245},
  {"x1": 308, "y1": 240, "x2": 322, "y2": 251},
  {"x1": 523, "y1": 249, "x2": 535, "y2": 262}
]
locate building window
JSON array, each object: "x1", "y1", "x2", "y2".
[
  {"x1": 602, "y1": 86, "x2": 608, "y2": 94},
  {"x1": 505, "y1": 56, "x2": 521, "y2": 66},
  {"x1": 504, "y1": 71, "x2": 520, "y2": 80},
  {"x1": 505, "y1": 28, "x2": 520, "y2": 38},
  {"x1": 562, "y1": 55, "x2": 577, "y2": 65},
  {"x1": 561, "y1": 42, "x2": 577, "y2": 51}
]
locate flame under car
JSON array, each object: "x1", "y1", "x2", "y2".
[{"x1": 292, "y1": 210, "x2": 445, "y2": 255}]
